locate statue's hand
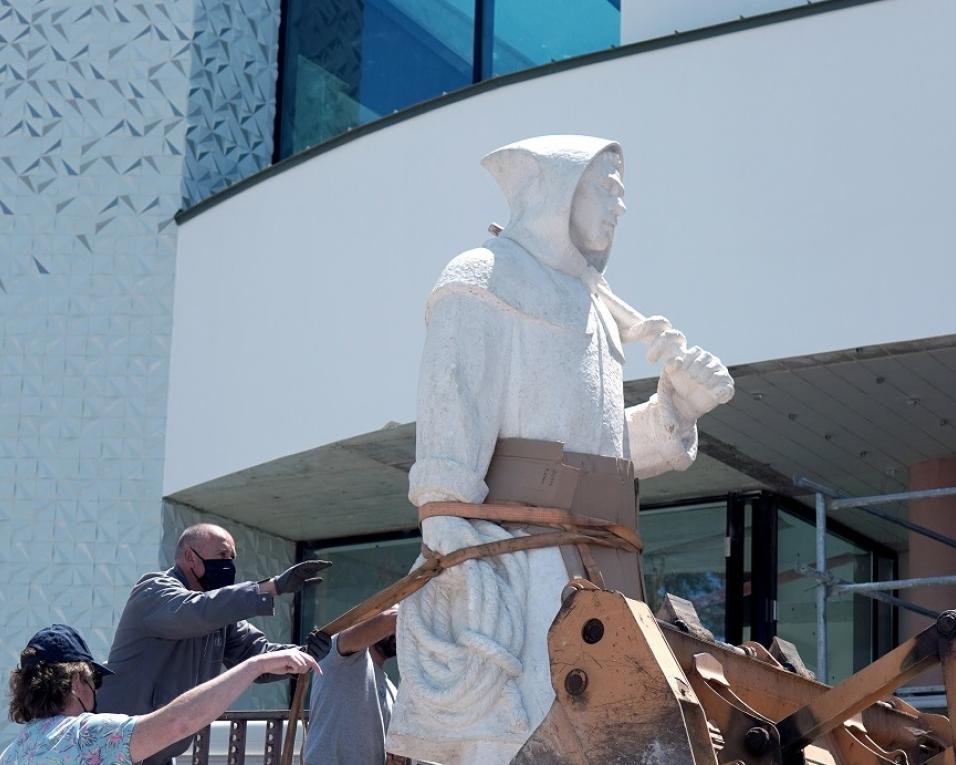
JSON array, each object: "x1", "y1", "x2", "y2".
[{"x1": 658, "y1": 345, "x2": 735, "y2": 425}]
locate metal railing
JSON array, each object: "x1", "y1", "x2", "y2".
[
  {"x1": 189, "y1": 710, "x2": 307, "y2": 765},
  {"x1": 793, "y1": 475, "x2": 956, "y2": 682}
]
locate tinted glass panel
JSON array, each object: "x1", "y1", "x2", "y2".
[
  {"x1": 490, "y1": 0, "x2": 620, "y2": 76},
  {"x1": 741, "y1": 502, "x2": 754, "y2": 642},
  {"x1": 278, "y1": 0, "x2": 474, "y2": 158},
  {"x1": 276, "y1": 1, "x2": 623, "y2": 158},
  {"x1": 642, "y1": 503, "x2": 727, "y2": 642},
  {"x1": 776, "y1": 511, "x2": 874, "y2": 683},
  {"x1": 300, "y1": 536, "x2": 421, "y2": 680},
  {"x1": 874, "y1": 553, "x2": 896, "y2": 658}
]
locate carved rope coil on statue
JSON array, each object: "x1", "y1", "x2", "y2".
[
  {"x1": 401, "y1": 504, "x2": 644, "y2": 735},
  {"x1": 279, "y1": 502, "x2": 643, "y2": 765},
  {"x1": 403, "y1": 516, "x2": 530, "y2": 733}
]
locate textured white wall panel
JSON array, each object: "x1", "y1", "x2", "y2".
[
  {"x1": 0, "y1": 0, "x2": 280, "y2": 745},
  {"x1": 182, "y1": 0, "x2": 282, "y2": 206}
]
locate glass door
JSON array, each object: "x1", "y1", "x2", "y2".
[
  {"x1": 299, "y1": 534, "x2": 422, "y2": 680},
  {"x1": 641, "y1": 502, "x2": 730, "y2": 641}
]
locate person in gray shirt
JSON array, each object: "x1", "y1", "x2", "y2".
[
  {"x1": 305, "y1": 607, "x2": 402, "y2": 765},
  {"x1": 98, "y1": 522, "x2": 330, "y2": 765}
]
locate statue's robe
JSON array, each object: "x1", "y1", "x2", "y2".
[{"x1": 389, "y1": 136, "x2": 698, "y2": 765}]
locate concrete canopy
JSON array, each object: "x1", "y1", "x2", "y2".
[{"x1": 168, "y1": 335, "x2": 956, "y2": 550}]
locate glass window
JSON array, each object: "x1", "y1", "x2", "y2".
[
  {"x1": 641, "y1": 502, "x2": 728, "y2": 642},
  {"x1": 776, "y1": 510, "x2": 874, "y2": 684},
  {"x1": 874, "y1": 553, "x2": 896, "y2": 658},
  {"x1": 277, "y1": 0, "x2": 475, "y2": 158},
  {"x1": 275, "y1": 1, "x2": 622, "y2": 159},
  {"x1": 490, "y1": 0, "x2": 620, "y2": 77},
  {"x1": 740, "y1": 502, "x2": 754, "y2": 643},
  {"x1": 299, "y1": 535, "x2": 422, "y2": 680}
]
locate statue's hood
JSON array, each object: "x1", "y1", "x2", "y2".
[
  {"x1": 428, "y1": 135, "x2": 649, "y2": 352},
  {"x1": 481, "y1": 135, "x2": 622, "y2": 280}
]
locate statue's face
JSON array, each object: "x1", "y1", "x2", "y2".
[{"x1": 570, "y1": 151, "x2": 626, "y2": 255}]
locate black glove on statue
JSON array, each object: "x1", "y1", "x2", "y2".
[{"x1": 274, "y1": 559, "x2": 332, "y2": 595}]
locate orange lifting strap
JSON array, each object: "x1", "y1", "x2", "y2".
[{"x1": 279, "y1": 500, "x2": 644, "y2": 765}]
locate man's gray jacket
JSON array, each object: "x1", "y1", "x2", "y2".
[{"x1": 98, "y1": 566, "x2": 294, "y2": 765}]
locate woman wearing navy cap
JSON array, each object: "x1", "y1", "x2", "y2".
[{"x1": 1, "y1": 624, "x2": 317, "y2": 764}]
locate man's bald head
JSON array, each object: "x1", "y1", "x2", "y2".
[{"x1": 175, "y1": 524, "x2": 236, "y2": 574}]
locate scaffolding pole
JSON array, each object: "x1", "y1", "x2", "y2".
[
  {"x1": 792, "y1": 478, "x2": 956, "y2": 684},
  {"x1": 798, "y1": 565, "x2": 938, "y2": 619},
  {"x1": 828, "y1": 486, "x2": 956, "y2": 510},
  {"x1": 834, "y1": 575, "x2": 956, "y2": 593},
  {"x1": 794, "y1": 475, "x2": 956, "y2": 550},
  {"x1": 815, "y1": 491, "x2": 828, "y2": 681}
]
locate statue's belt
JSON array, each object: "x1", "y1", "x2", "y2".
[
  {"x1": 304, "y1": 438, "x2": 643, "y2": 633},
  {"x1": 283, "y1": 500, "x2": 644, "y2": 763},
  {"x1": 478, "y1": 437, "x2": 641, "y2": 593}
]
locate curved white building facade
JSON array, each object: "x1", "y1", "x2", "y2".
[{"x1": 168, "y1": 0, "x2": 956, "y2": 495}]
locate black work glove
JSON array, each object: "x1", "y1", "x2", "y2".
[
  {"x1": 274, "y1": 559, "x2": 332, "y2": 595},
  {"x1": 304, "y1": 630, "x2": 332, "y2": 661}
]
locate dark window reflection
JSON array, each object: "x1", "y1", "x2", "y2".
[
  {"x1": 300, "y1": 535, "x2": 422, "y2": 681},
  {"x1": 277, "y1": 0, "x2": 474, "y2": 158},
  {"x1": 490, "y1": 0, "x2": 620, "y2": 77},
  {"x1": 776, "y1": 510, "x2": 875, "y2": 684},
  {"x1": 642, "y1": 503, "x2": 728, "y2": 642},
  {"x1": 276, "y1": 0, "x2": 621, "y2": 160}
]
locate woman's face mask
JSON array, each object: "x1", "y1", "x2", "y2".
[{"x1": 73, "y1": 672, "x2": 100, "y2": 714}]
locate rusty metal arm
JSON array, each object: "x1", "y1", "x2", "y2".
[{"x1": 777, "y1": 612, "x2": 956, "y2": 755}]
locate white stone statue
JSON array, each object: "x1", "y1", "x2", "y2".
[{"x1": 387, "y1": 136, "x2": 734, "y2": 765}]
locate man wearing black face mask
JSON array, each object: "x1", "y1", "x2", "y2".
[
  {"x1": 304, "y1": 607, "x2": 401, "y2": 765},
  {"x1": 98, "y1": 523, "x2": 331, "y2": 765}
]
